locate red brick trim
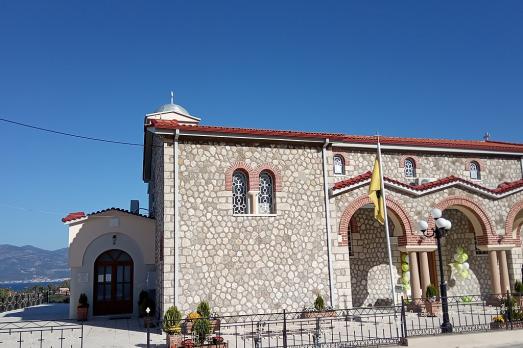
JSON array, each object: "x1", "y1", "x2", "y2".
[
  {"x1": 399, "y1": 155, "x2": 420, "y2": 168},
  {"x1": 431, "y1": 196, "x2": 496, "y2": 246},
  {"x1": 332, "y1": 152, "x2": 349, "y2": 175},
  {"x1": 464, "y1": 158, "x2": 486, "y2": 171},
  {"x1": 224, "y1": 162, "x2": 256, "y2": 191},
  {"x1": 505, "y1": 200, "x2": 523, "y2": 247},
  {"x1": 254, "y1": 164, "x2": 282, "y2": 192},
  {"x1": 338, "y1": 195, "x2": 413, "y2": 247}
]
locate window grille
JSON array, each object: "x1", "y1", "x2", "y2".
[
  {"x1": 470, "y1": 161, "x2": 480, "y2": 180},
  {"x1": 404, "y1": 158, "x2": 415, "y2": 177},
  {"x1": 334, "y1": 155, "x2": 345, "y2": 175},
  {"x1": 258, "y1": 171, "x2": 274, "y2": 214},
  {"x1": 232, "y1": 171, "x2": 248, "y2": 214}
]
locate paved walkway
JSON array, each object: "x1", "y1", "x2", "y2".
[
  {"x1": 0, "y1": 304, "x2": 164, "y2": 347},
  {"x1": 404, "y1": 329, "x2": 523, "y2": 348}
]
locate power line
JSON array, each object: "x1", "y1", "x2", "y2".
[{"x1": 0, "y1": 117, "x2": 144, "y2": 147}]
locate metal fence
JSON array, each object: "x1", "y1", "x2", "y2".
[
  {"x1": 147, "y1": 306, "x2": 406, "y2": 348},
  {"x1": 0, "y1": 320, "x2": 83, "y2": 348},
  {"x1": 0, "y1": 292, "x2": 47, "y2": 314}
]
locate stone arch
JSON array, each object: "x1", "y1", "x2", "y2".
[
  {"x1": 505, "y1": 200, "x2": 523, "y2": 247},
  {"x1": 224, "y1": 161, "x2": 256, "y2": 191},
  {"x1": 338, "y1": 195, "x2": 413, "y2": 247},
  {"x1": 431, "y1": 196, "x2": 495, "y2": 245},
  {"x1": 254, "y1": 163, "x2": 282, "y2": 192}
]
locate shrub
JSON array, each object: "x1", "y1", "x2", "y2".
[
  {"x1": 78, "y1": 293, "x2": 88, "y2": 308},
  {"x1": 492, "y1": 315, "x2": 505, "y2": 323},
  {"x1": 193, "y1": 318, "x2": 212, "y2": 344},
  {"x1": 163, "y1": 306, "x2": 183, "y2": 335},
  {"x1": 425, "y1": 284, "x2": 438, "y2": 299},
  {"x1": 314, "y1": 294, "x2": 325, "y2": 311},
  {"x1": 515, "y1": 280, "x2": 523, "y2": 294},
  {"x1": 197, "y1": 300, "x2": 211, "y2": 318}
]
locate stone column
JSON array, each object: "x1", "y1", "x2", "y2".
[
  {"x1": 488, "y1": 250, "x2": 501, "y2": 295},
  {"x1": 409, "y1": 252, "x2": 422, "y2": 301},
  {"x1": 498, "y1": 250, "x2": 511, "y2": 294},
  {"x1": 419, "y1": 251, "x2": 431, "y2": 298}
]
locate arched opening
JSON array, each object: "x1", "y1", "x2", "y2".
[
  {"x1": 347, "y1": 205, "x2": 406, "y2": 307},
  {"x1": 93, "y1": 249, "x2": 134, "y2": 316}
]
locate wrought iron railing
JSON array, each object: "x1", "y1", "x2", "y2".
[{"x1": 0, "y1": 320, "x2": 83, "y2": 347}]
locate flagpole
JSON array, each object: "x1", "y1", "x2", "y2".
[{"x1": 377, "y1": 135, "x2": 397, "y2": 307}]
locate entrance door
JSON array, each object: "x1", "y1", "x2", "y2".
[{"x1": 93, "y1": 249, "x2": 133, "y2": 316}]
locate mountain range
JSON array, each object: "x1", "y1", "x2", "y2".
[{"x1": 0, "y1": 244, "x2": 69, "y2": 283}]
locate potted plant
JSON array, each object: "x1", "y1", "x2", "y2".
[
  {"x1": 163, "y1": 306, "x2": 183, "y2": 348},
  {"x1": 77, "y1": 293, "x2": 89, "y2": 321},
  {"x1": 490, "y1": 315, "x2": 505, "y2": 330},
  {"x1": 301, "y1": 295, "x2": 336, "y2": 318},
  {"x1": 209, "y1": 336, "x2": 227, "y2": 348},
  {"x1": 183, "y1": 311, "x2": 201, "y2": 334},
  {"x1": 197, "y1": 301, "x2": 221, "y2": 333},
  {"x1": 193, "y1": 317, "x2": 212, "y2": 346},
  {"x1": 424, "y1": 284, "x2": 441, "y2": 317}
]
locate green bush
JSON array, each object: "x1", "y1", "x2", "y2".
[
  {"x1": 163, "y1": 306, "x2": 183, "y2": 335},
  {"x1": 197, "y1": 300, "x2": 211, "y2": 318},
  {"x1": 425, "y1": 284, "x2": 438, "y2": 299},
  {"x1": 314, "y1": 294, "x2": 325, "y2": 311},
  {"x1": 515, "y1": 280, "x2": 523, "y2": 294},
  {"x1": 193, "y1": 318, "x2": 212, "y2": 344}
]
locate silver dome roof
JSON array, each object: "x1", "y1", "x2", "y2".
[{"x1": 154, "y1": 103, "x2": 190, "y2": 115}]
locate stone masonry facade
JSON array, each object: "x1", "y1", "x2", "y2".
[{"x1": 147, "y1": 127, "x2": 523, "y2": 315}]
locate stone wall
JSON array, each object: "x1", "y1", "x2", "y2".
[
  {"x1": 329, "y1": 149, "x2": 522, "y2": 189},
  {"x1": 175, "y1": 140, "x2": 330, "y2": 315},
  {"x1": 349, "y1": 209, "x2": 401, "y2": 307},
  {"x1": 441, "y1": 209, "x2": 491, "y2": 297}
]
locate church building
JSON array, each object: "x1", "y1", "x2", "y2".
[{"x1": 63, "y1": 99, "x2": 523, "y2": 318}]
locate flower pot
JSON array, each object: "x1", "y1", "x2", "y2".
[
  {"x1": 424, "y1": 300, "x2": 441, "y2": 317},
  {"x1": 182, "y1": 320, "x2": 194, "y2": 335},
  {"x1": 77, "y1": 306, "x2": 88, "y2": 321},
  {"x1": 211, "y1": 319, "x2": 221, "y2": 332},
  {"x1": 167, "y1": 334, "x2": 183, "y2": 348}
]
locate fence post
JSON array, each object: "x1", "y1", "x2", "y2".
[
  {"x1": 282, "y1": 309, "x2": 288, "y2": 348},
  {"x1": 508, "y1": 290, "x2": 513, "y2": 330},
  {"x1": 400, "y1": 296, "x2": 408, "y2": 346},
  {"x1": 81, "y1": 323, "x2": 84, "y2": 348},
  {"x1": 146, "y1": 312, "x2": 151, "y2": 348}
]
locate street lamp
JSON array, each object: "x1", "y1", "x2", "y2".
[{"x1": 418, "y1": 208, "x2": 453, "y2": 333}]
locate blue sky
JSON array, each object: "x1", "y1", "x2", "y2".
[{"x1": 0, "y1": 1, "x2": 522, "y2": 250}]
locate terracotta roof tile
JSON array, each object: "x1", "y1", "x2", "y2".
[
  {"x1": 148, "y1": 119, "x2": 523, "y2": 153},
  {"x1": 62, "y1": 208, "x2": 152, "y2": 223}
]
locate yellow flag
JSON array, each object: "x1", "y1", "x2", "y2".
[{"x1": 369, "y1": 158, "x2": 385, "y2": 225}]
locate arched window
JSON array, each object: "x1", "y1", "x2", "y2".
[
  {"x1": 258, "y1": 171, "x2": 274, "y2": 214},
  {"x1": 470, "y1": 161, "x2": 480, "y2": 180},
  {"x1": 232, "y1": 170, "x2": 249, "y2": 214},
  {"x1": 333, "y1": 155, "x2": 345, "y2": 175},
  {"x1": 404, "y1": 158, "x2": 416, "y2": 178}
]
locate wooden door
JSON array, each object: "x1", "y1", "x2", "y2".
[{"x1": 93, "y1": 249, "x2": 133, "y2": 316}]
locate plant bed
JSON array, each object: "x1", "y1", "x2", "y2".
[{"x1": 301, "y1": 310, "x2": 337, "y2": 319}]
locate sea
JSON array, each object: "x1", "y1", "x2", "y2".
[{"x1": 0, "y1": 281, "x2": 66, "y2": 292}]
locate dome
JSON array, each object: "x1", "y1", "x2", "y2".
[{"x1": 154, "y1": 103, "x2": 190, "y2": 116}]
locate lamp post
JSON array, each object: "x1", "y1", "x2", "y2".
[{"x1": 418, "y1": 208, "x2": 453, "y2": 333}]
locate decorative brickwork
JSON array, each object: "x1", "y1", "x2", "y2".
[
  {"x1": 464, "y1": 158, "x2": 486, "y2": 171},
  {"x1": 254, "y1": 163, "x2": 283, "y2": 191},
  {"x1": 399, "y1": 155, "x2": 420, "y2": 168},
  {"x1": 224, "y1": 162, "x2": 257, "y2": 191},
  {"x1": 505, "y1": 200, "x2": 523, "y2": 247},
  {"x1": 431, "y1": 196, "x2": 495, "y2": 246},
  {"x1": 338, "y1": 195, "x2": 413, "y2": 247}
]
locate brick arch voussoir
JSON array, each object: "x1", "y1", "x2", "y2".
[
  {"x1": 399, "y1": 154, "x2": 421, "y2": 168},
  {"x1": 338, "y1": 195, "x2": 413, "y2": 247},
  {"x1": 432, "y1": 195, "x2": 495, "y2": 245},
  {"x1": 505, "y1": 200, "x2": 523, "y2": 247},
  {"x1": 254, "y1": 164, "x2": 282, "y2": 192},
  {"x1": 224, "y1": 162, "x2": 257, "y2": 191}
]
